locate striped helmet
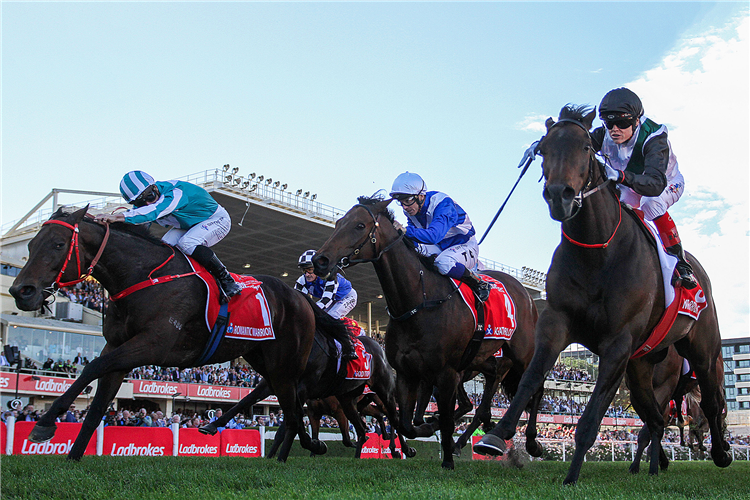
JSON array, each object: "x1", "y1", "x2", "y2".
[
  {"x1": 298, "y1": 249, "x2": 317, "y2": 269},
  {"x1": 120, "y1": 171, "x2": 155, "y2": 203}
]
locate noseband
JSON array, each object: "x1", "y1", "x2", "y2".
[{"x1": 340, "y1": 204, "x2": 404, "y2": 267}]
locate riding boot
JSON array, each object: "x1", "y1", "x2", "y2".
[
  {"x1": 340, "y1": 338, "x2": 358, "y2": 362},
  {"x1": 191, "y1": 245, "x2": 242, "y2": 300},
  {"x1": 459, "y1": 268, "x2": 491, "y2": 302},
  {"x1": 665, "y1": 243, "x2": 698, "y2": 290}
]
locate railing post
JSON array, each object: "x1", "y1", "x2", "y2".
[
  {"x1": 97, "y1": 419, "x2": 104, "y2": 456},
  {"x1": 171, "y1": 422, "x2": 180, "y2": 456},
  {"x1": 5, "y1": 416, "x2": 15, "y2": 455},
  {"x1": 260, "y1": 425, "x2": 265, "y2": 458}
]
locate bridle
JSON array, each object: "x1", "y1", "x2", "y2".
[
  {"x1": 42, "y1": 217, "x2": 111, "y2": 288},
  {"x1": 339, "y1": 203, "x2": 456, "y2": 321},
  {"x1": 340, "y1": 204, "x2": 405, "y2": 267},
  {"x1": 541, "y1": 119, "x2": 622, "y2": 249}
]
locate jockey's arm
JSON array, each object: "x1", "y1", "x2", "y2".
[
  {"x1": 405, "y1": 199, "x2": 458, "y2": 244},
  {"x1": 621, "y1": 133, "x2": 669, "y2": 197}
]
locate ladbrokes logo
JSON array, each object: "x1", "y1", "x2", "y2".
[
  {"x1": 196, "y1": 386, "x2": 231, "y2": 398},
  {"x1": 21, "y1": 439, "x2": 73, "y2": 455},
  {"x1": 179, "y1": 443, "x2": 218, "y2": 455},
  {"x1": 225, "y1": 443, "x2": 258, "y2": 454},
  {"x1": 110, "y1": 442, "x2": 165, "y2": 456},
  {"x1": 136, "y1": 381, "x2": 179, "y2": 395},
  {"x1": 35, "y1": 379, "x2": 73, "y2": 393},
  {"x1": 0, "y1": 375, "x2": 10, "y2": 389}
]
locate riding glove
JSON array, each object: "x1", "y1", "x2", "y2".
[
  {"x1": 518, "y1": 140, "x2": 541, "y2": 168},
  {"x1": 605, "y1": 165, "x2": 624, "y2": 183}
]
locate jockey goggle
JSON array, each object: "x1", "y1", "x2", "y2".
[
  {"x1": 132, "y1": 186, "x2": 159, "y2": 207},
  {"x1": 394, "y1": 194, "x2": 419, "y2": 207},
  {"x1": 603, "y1": 118, "x2": 635, "y2": 130},
  {"x1": 302, "y1": 267, "x2": 316, "y2": 276}
]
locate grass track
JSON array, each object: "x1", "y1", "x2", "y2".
[{"x1": 2, "y1": 454, "x2": 747, "y2": 500}]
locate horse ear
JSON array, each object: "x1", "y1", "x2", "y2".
[
  {"x1": 545, "y1": 117, "x2": 556, "y2": 131},
  {"x1": 582, "y1": 108, "x2": 596, "y2": 130},
  {"x1": 70, "y1": 204, "x2": 90, "y2": 223}
]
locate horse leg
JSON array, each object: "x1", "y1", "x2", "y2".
[
  {"x1": 435, "y1": 370, "x2": 460, "y2": 470},
  {"x1": 626, "y1": 359, "x2": 664, "y2": 476},
  {"x1": 338, "y1": 397, "x2": 368, "y2": 458},
  {"x1": 201, "y1": 382, "x2": 271, "y2": 435},
  {"x1": 332, "y1": 405, "x2": 356, "y2": 449},
  {"x1": 630, "y1": 424, "x2": 651, "y2": 474},
  {"x1": 524, "y1": 385, "x2": 545, "y2": 458},
  {"x1": 476, "y1": 311, "x2": 570, "y2": 455},
  {"x1": 413, "y1": 380, "x2": 432, "y2": 427},
  {"x1": 563, "y1": 340, "x2": 630, "y2": 485},
  {"x1": 266, "y1": 420, "x2": 286, "y2": 459},
  {"x1": 395, "y1": 376, "x2": 436, "y2": 439},
  {"x1": 274, "y1": 384, "x2": 325, "y2": 461},
  {"x1": 68, "y1": 370, "x2": 127, "y2": 460},
  {"x1": 308, "y1": 410, "x2": 321, "y2": 457}
]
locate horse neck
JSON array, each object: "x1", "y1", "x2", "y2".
[
  {"x1": 84, "y1": 224, "x2": 176, "y2": 294},
  {"x1": 372, "y1": 238, "x2": 446, "y2": 315},
  {"x1": 561, "y1": 184, "x2": 623, "y2": 257}
]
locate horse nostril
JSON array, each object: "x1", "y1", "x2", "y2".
[
  {"x1": 561, "y1": 186, "x2": 576, "y2": 203},
  {"x1": 10, "y1": 285, "x2": 36, "y2": 300}
]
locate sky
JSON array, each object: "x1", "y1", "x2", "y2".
[{"x1": 1, "y1": 2, "x2": 748, "y2": 339}]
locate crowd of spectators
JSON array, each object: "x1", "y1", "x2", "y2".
[
  {"x1": 59, "y1": 279, "x2": 107, "y2": 314},
  {"x1": 548, "y1": 363, "x2": 593, "y2": 382},
  {"x1": 126, "y1": 364, "x2": 263, "y2": 388}
]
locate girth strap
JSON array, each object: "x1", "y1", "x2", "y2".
[
  {"x1": 193, "y1": 302, "x2": 230, "y2": 366},
  {"x1": 457, "y1": 296, "x2": 486, "y2": 372}
]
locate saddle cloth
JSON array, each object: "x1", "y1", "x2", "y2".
[
  {"x1": 333, "y1": 336, "x2": 372, "y2": 379},
  {"x1": 629, "y1": 211, "x2": 708, "y2": 358},
  {"x1": 452, "y1": 275, "x2": 517, "y2": 342},
  {"x1": 187, "y1": 256, "x2": 276, "y2": 341}
]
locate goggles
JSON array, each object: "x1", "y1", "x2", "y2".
[
  {"x1": 394, "y1": 194, "x2": 419, "y2": 207},
  {"x1": 132, "y1": 186, "x2": 158, "y2": 207},
  {"x1": 302, "y1": 267, "x2": 316, "y2": 275},
  {"x1": 604, "y1": 119, "x2": 634, "y2": 130}
]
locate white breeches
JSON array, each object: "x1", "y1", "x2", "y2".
[
  {"x1": 161, "y1": 206, "x2": 231, "y2": 255},
  {"x1": 619, "y1": 172, "x2": 684, "y2": 221}
]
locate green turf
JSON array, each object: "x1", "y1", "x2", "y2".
[{"x1": 2, "y1": 450, "x2": 747, "y2": 500}]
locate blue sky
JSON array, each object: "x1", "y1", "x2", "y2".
[{"x1": 2, "y1": 2, "x2": 748, "y2": 338}]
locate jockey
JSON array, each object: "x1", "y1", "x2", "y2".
[
  {"x1": 294, "y1": 249, "x2": 357, "y2": 361},
  {"x1": 591, "y1": 88, "x2": 698, "y2": 289},
  {"x1": 390, "y1": 172, "x2": 490, "y2": 302},
  {"x1": 95, "y1": 171, "x2": 242, "y2": 299}
]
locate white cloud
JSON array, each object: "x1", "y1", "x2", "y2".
[
  {"x1": 517, "y1": 113, "x2": 549, "y2": 133},
  {"x1": 629, "y1": 14, "x2": 749, "y2": 338}
]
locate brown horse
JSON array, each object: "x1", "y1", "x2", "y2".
[
  {"x1": 473, "y1": 105, "x2": 731, "y2": 484},
  {"x1": 312, "y1": 196, "x2": 542, "y2": 469},
  {"x1": 8, "y1": 206, "x2": 345, "y2": 461}
]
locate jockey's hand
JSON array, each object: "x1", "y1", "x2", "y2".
[
  {"x1": 393, "y1": 221, "x2": 405, "y2": 233},
  {"x1": 94, "y1": 213, "x2": 125, "y2": 224},
  {"x1": 518, "y1": 140, "x2": 541, "y2": 168},
  {"x1": 604, "y1": 165, "x2": 624, "y2": 183}
]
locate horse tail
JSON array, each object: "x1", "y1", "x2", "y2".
[{"x1": 304, "y1": 295, "x2": 351, "y2": 344}]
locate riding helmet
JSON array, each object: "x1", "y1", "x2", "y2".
[
  {"x1": 390, "y1": 172, "x2": 427, "y2": 198},
  {"x1": 599, "y1": 87, "x2": 643, "y2": 124},
  {"x1": 120, "y1": 171, "x2": 155, "y2": 203},
  {"x1": 298, "y1": 249, "x2": 317, "y2": 269}
]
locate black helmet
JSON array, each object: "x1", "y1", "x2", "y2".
[{"x1": 599, "y1": 87, "x2": 643, "y2": 123}]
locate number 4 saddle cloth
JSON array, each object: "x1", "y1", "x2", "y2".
[
  {"x1": 188, "y1": 256, "x2": 276, "y2": 341},
  {"x1": 452, "y1": 275, "x2": 517, "y2": 343}
]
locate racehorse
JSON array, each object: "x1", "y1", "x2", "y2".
[
  {"x1": 8, "y1": 206, "x2": 342, "y2": 461},
  {"x1": 203, "y1": 332, "x2": 414, "y2": 459},
  {"x1": 312, "y1": 196, "x2": 543, "y2": 469},
  {"x1": 473, "y1": 105, "x2": 731, "y2": 484}
]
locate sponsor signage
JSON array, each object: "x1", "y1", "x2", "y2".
[
  {"x1": 132, "y1": 380, "x2": 186, "y2": 397},
  {"x1": 13, "y1": 422, "x2": 95, "y2": 456},
  {"x1": 0, "y1": 374, "x2": 75, "y2": 395},
  {"x1": 187, "y1": 384, "x2": 240, "y2": 401},
  {"x1": 359, "y1": 433, "x2": 382, "y2": 459},
  {"x1": 103, "y1": 426, "x2": 172, "y2": 456},
  {"x1": 471, "y1": 435, "x2": 511, "y2": 461},
  {"x1": 380, "y1": 435, "x2": 405, "y2": 459},
  {"x1": 220, "y1": 429, "x2": 261, "y2": 457},
  {"x1": 178, "y1": 428, "x2": 220, "y2": 457}
]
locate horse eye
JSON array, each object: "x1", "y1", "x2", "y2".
[
  {"x1": 356, "y1": 223, "x2": 366, "y2": 230},
  {"x1": 55, "y1": 242, "x2": 65, "y2": 250},
  {"x1": 583, "y1": 145, "x2": 591, "y2": 152}
]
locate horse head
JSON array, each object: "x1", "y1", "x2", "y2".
[
  {"x1": 539, "y1": 105, "x2": 598, "y2": 221},
  {"x1": 10, "y1": 205, "x2": 92, "y2": 311},
  {"x1": 313, "y1": 197, "x2": 397, "y2": 279}
]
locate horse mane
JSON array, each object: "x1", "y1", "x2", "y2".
[
  {"x1": 51, "y1": 208, "x2": 166, "y2": 247},
  {"x1": 558, "y1": 103, "x2": 594, "y2": 123},
  {"x1": 356, "y1": 195, "x2": 441, "y2": 272}
]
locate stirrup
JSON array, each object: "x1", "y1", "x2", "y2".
[{"x1": 673, "y1": 271, "x2": 698, "y2": 290}]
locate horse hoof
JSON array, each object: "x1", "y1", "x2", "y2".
[
  {"x1": 311, "y1": 440, "x2": 327, "y2": 456},
  {"x1": 28, "y1": 424, "x2": 57, "y2": 443},
  {"x1": 526, "y1": 439, "x2": 543, "y2": 458},
  {"x1": 629, "y1": 464, "x2": 640, "y2": 475},
  {"x1": 473, "y1": 434, "x2": 506, "y2": 456},
  {"x1": 452, "y1": 444, "x2": 461, "y2": 457},
  {"x1": 405, "y1": 447, "x2": 416, "y2": 458},
  {"x1": 713, "y1": 452, "x2": 732, "y2": 468},
  {"x1": 441, "y1": 460, "x2": 454, "y2": 470},
  {"x1": 198, "y1": 424, "x2": 218, "y2": 436}
]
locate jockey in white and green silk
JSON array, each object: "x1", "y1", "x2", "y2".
[
  {"x1": 390, "y1": 171, "x2": 490, "y2": 302},
  {"x1": 95, "y1": 170, "x2": 242, "y2": 300},
  {"x1": 590, "y1": 87, "x2": 697, "y2": 289}
]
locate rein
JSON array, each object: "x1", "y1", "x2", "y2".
[
  {"x1": 43, "y1": 218, "x2": 111, "y2": 288},
  {"x1": 342, "y1": 204, "x2": 456, "y2": 321}
]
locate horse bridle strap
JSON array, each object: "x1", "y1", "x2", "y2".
[
  {"x1": 110, "y1": 248, "x2": 204, "y2": 301},
  {"x1": 43, "y1": 218, "x2": 110, "y2": 288},
  {"x1": 562, "y1": 198, "x2": 623, "y2": 249},
  {"x1": 342, "y1": 204, "x2": 405, "y2": 266}
]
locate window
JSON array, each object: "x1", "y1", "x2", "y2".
[
  {"x1": 739, "y1": 374, "x2": 750, "y2": 382},
  {"x1": 723, "y1": 346, "x2": 733, "y2": 359},
  {"x1": 725, "y1": 374, "x2": 735, "y2": 385},
  {"x1": 1, "y1": 264, "x2": 21, "y2": 277},
  {"x1": 740, "y1": 344, "x2": 750, "y2": 354},
  {"x1": 737, "y1": 360, "x2": 750, "y2": 368}
]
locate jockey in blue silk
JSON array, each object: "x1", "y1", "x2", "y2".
[
  {"x1": 94, "y1": 170, "x2": 242, "y2": 300},
  {"x1": 590, "y1": 88, "x2": 697, "y2": 289},
  {"x1": 390, "y1": 172, "x2": 490, "y2": 302},
  {"x1": 294, "y1": 249, "x2": 357, "y2": 361}
]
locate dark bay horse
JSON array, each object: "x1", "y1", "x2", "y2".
[
  {"x1": 203, "y1": 332, "x2": 414, "y2": 459},
  {"x1": 312, "y1": 197, "x2": 542, "y2": 469},
  {"x1": 9, "y1": 206, "x2": 342, "y2": 461},
  {"x1": 473, "y1": 105, "x2": 731, "y2": 484}
]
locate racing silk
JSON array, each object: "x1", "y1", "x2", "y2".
[
  {"x1": 122, "y1": 180, "x2": 220, "y2": 229},
  {"x1": 403, "y1": 191, "x2": 476, "y2": 251},
  {"x1": 294, "y1": 274, "x2": 353, "y2": 311},
  {"x1": 591, "y1": 117, "x2": 680, "y2": 198}
]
